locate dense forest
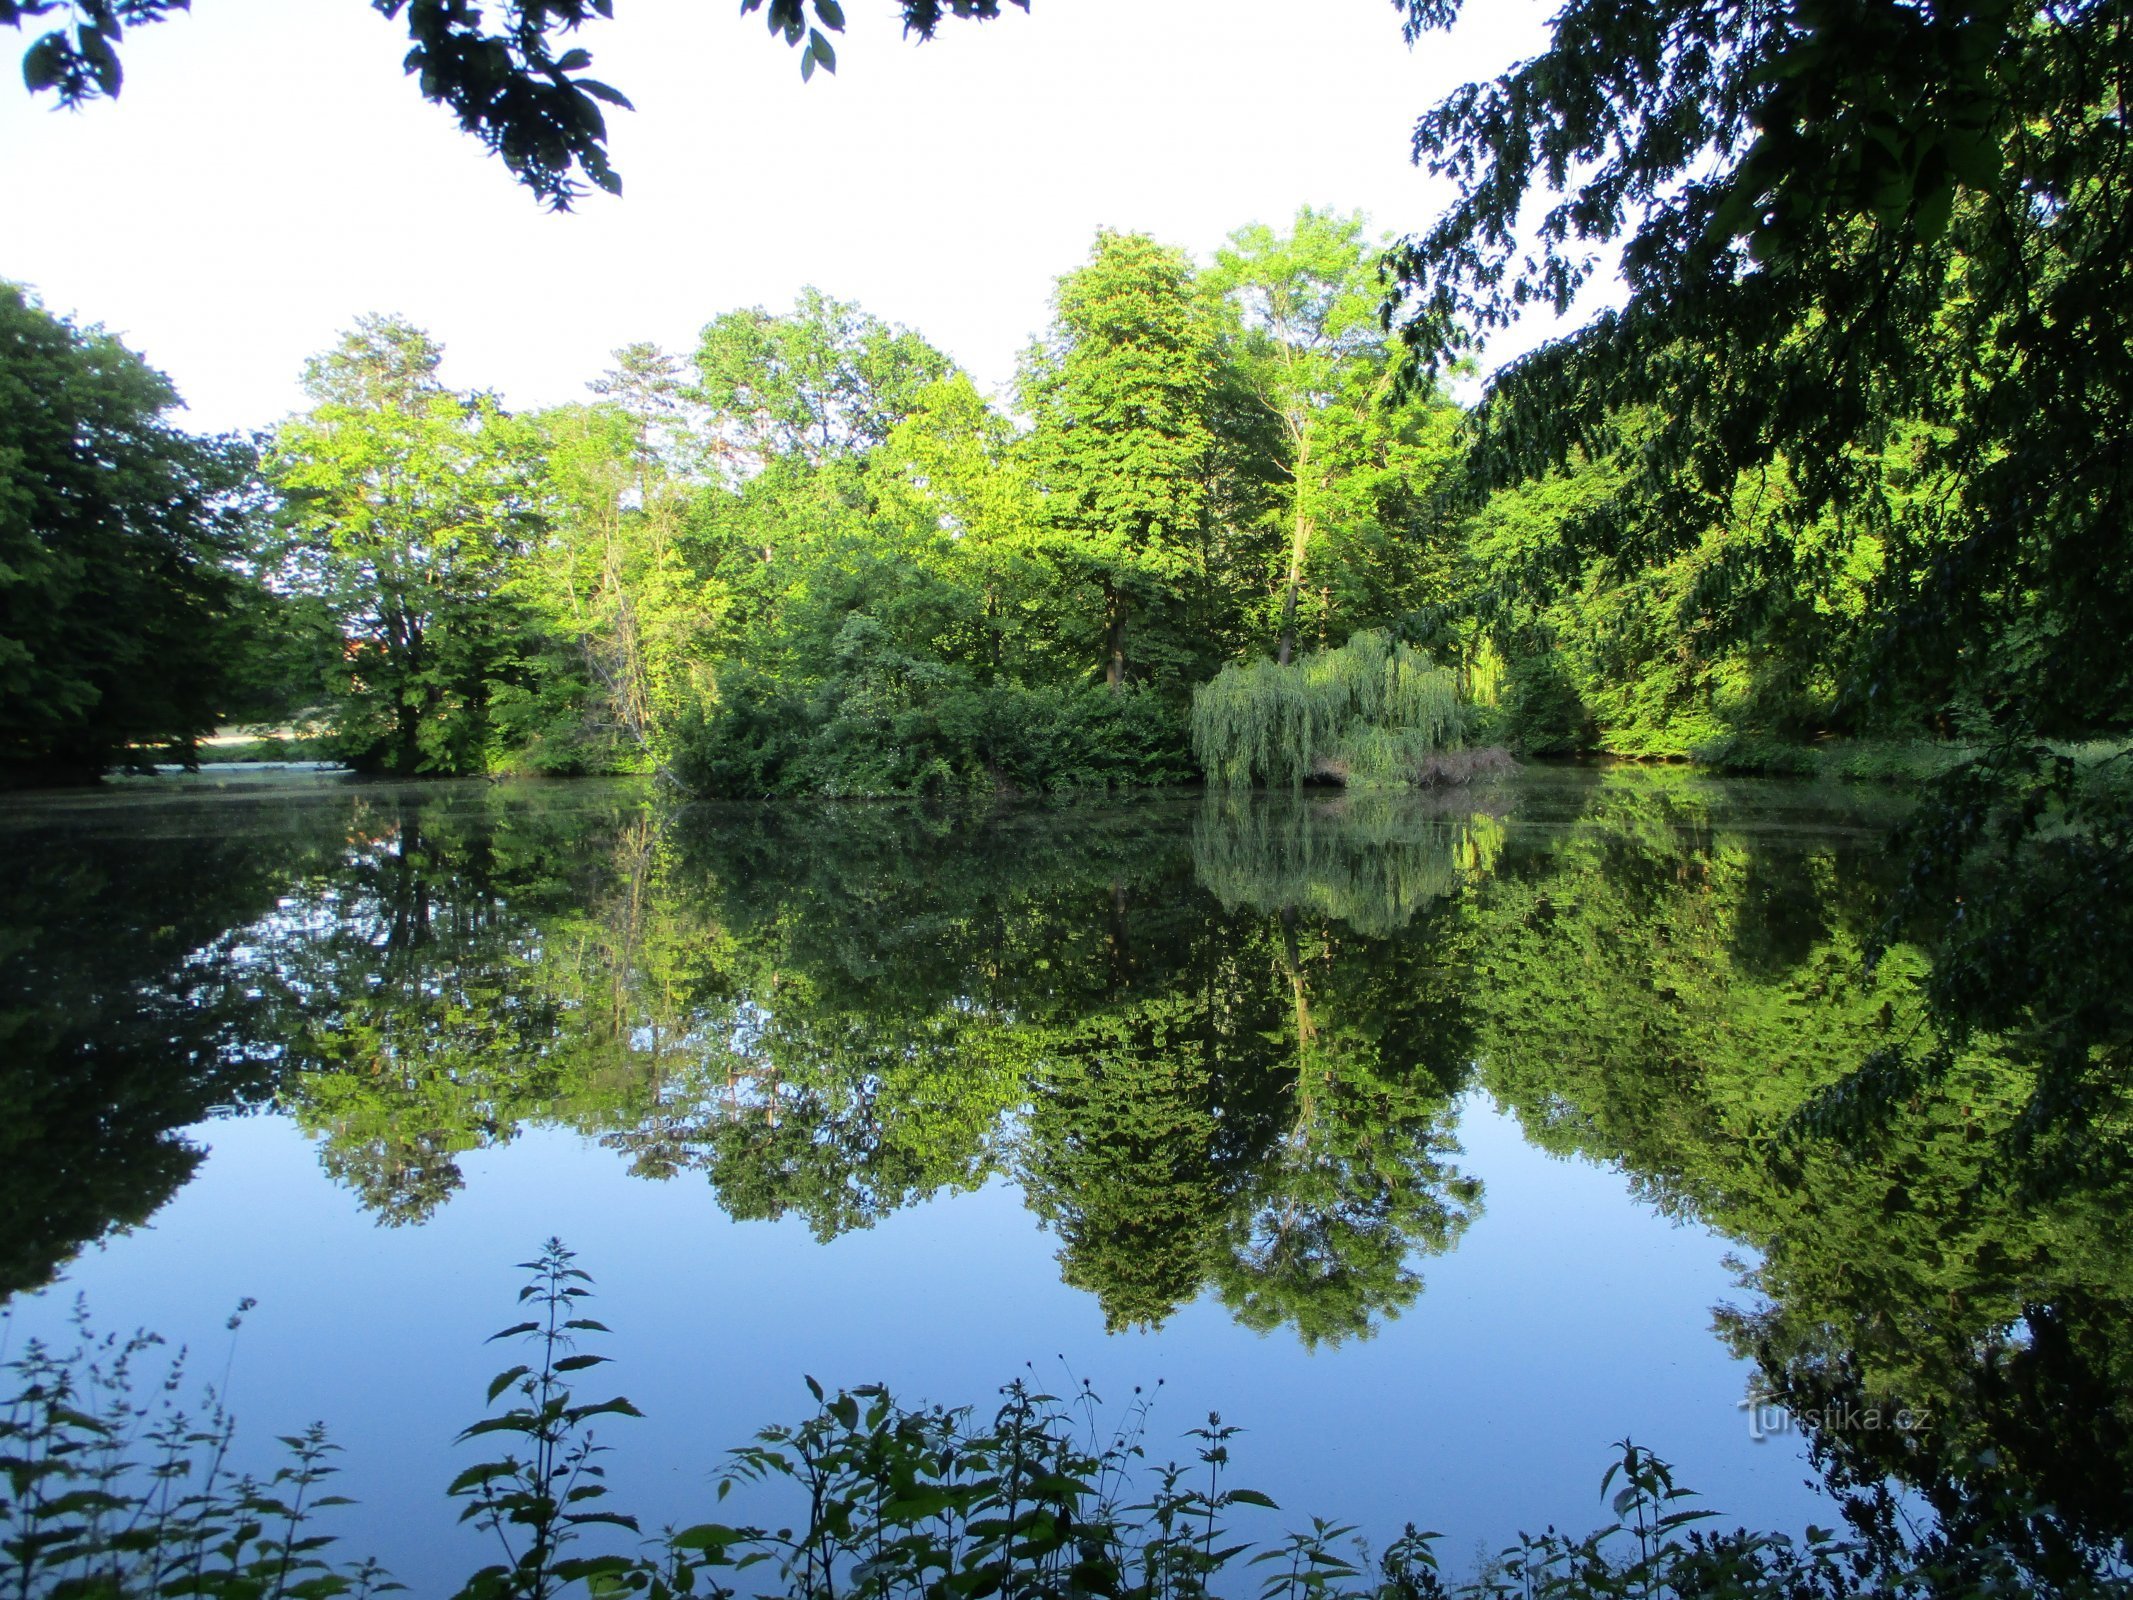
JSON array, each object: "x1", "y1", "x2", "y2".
[{"x1": 8, "y1": 190, "x2": 2102, "y2": 792}]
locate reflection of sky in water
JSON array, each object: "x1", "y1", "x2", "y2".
[
  {"x1": 0, "y1": 768, "x2": 1947, "y2": 1590},
  {"x1": 8, "y1": 1091, "x2": 1821, "y2": 1594}
]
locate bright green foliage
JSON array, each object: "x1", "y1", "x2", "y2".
[
  {"x1": 514, "y1": 344, "x2": 712, "y2": 772},
  {"x1": 268, "y1": 316, "x2": 547, "y2": 775},
  {"x1": 1461, "y1": 419, "x2": 1943, "y2": 758},
  {"x1": 1207, "y1": 208, "x2": 1466, "y2": 666},
  {"x1": 1020, "y1": 232, "x2": 1216, "y2": 690},
  {"x1": 1392, "y1": 0, "x2": 2132, "y2": 755},
  {"x1": 693, "y1": 287, "x2": 952, "y2": 470},
  {"x1": 0, "y1": 284, "x2": 255, "y2": 780},
  {"x1": 1191, "y1": 631, "x2": 1462, "y2": 790},
  {"x1": 10, "y1": 221, "x2": 1485, "y2": 793}
]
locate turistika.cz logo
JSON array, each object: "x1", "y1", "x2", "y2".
[{"x1": 1740, "y1": 1392, "x2": 1926, "y2": 1441}]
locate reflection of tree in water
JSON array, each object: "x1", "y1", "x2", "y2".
[
  {"x1": 5, "y1": 789, "x2": 1483, "y2": 1345},
  {"x1": 0, "y1": 795, "x2": 349, "y2": 1296},
  {"x1": 1191, "y1": 791, "x2": 1504, "y2": 937},
  {"x1": 245, "y1": 787, "x2": 648, "y2": 1223},
  {"x1": 1468, "y1": 773, "x2": 2133, "y2": 1587},
  {"x1": 21, "y1": 772, "x2": 2133, "y2": 1579}
]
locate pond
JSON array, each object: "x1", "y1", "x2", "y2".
[{"x1": 1, "y1": 768, "x2": 2123, "y2": 1590}]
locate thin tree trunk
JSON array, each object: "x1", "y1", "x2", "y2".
[
  {"x1": 1277, "y1": 427, "x2": 1312, "y2": 667},
  {"x1": 1103, "y1": 581, "x2": 1128, "y2": 689}
]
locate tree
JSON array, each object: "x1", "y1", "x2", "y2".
[
  {"x1": 1208, "y1": 209, "x2": 1389, "y2": 665},
  {"x1": 1392, "y1": 0, "x2": 2133, "y2": 1145},
  {"x1": 517, "y1": 344, "x2": 711, "y2": 772},
  {"x1": 6, "y1": 0, "x2": 1030, "y2": 207},
  {"x1": 0, "y1": 283, "x2": 253, "y2": 780},
  {"x1": 1021, "y1": 232, "x2": 1217, "y2": 691},
  {"x1": 268, "y1": 315, "x2": 545, "y2": 774},
  {"x1": 1389, "y1": 0, "x2": 2130, "y2": 748},
  {"x1": 693, "y1": 288, "x2": 954, "y2": 474}
]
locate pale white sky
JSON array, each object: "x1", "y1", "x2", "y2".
[{"x1": 1, "y1": 0, "x2": 1571, "y2": 435}]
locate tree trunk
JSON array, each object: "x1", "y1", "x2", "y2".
[
  {"x1": 1103, "y1": 581, "x2": 1128, "y2": 690},
  {"x1": 1277, "y1": 428, "x2": 1312, "y2": 667}
]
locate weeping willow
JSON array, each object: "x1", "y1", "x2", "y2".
[
  {"x1": 1192, "y1": 792, "x2": 1505, "y2": 936},
  {"x1": 1189, "y1": 630, "x2": 1464, "y2": 789}
]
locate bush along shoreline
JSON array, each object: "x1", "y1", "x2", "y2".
[{"x1": 4, "y1": 1242, "x2": 2110, "y2": 1600}]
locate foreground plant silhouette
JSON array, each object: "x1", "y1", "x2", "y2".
[
  {"x1": 4, "y1": 1242, "x2": 2109, "y2": 1598},
  {"x1": 0, "y1": 1296, "x2": 397, "y2": 1599}
]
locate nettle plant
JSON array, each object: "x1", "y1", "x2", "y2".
[
  {"x1": 0, "y1": 1296, "x2": 396, "y2": 1600},
  {"x1": 4, "y1": 1239, "x2": 2038, "y2": 1600}
]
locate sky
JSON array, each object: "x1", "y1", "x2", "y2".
[{"x1": 0, "y1": 0, "x2": 1570, "y2": 435}]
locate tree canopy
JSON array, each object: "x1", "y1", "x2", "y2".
[
  {"x1": 1390, "y1": 0, "x2": 2130, "y2": 748},
  {"x1": 0, "y1": 284, "x2": 256, "y2": 780}
]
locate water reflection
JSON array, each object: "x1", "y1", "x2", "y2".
[{"x1": 2, "y1": 772, "x2": 2129, "y2": 1580}]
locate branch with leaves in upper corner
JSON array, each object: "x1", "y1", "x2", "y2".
[{"x1": 6, "y1": 0, "x2": 1031, "y2": 208}]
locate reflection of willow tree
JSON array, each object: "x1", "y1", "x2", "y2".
[
  {"x1": 244, "y1": 791, "x2": 1491, "y2": 1344},
  {"x1": 0, "y1": 794, "x2": 351, "y2": 1295},
  {"x1": 1192, "y1": 791, "x2": 1504, "y2": 936},
  {"x1": 1468, "y1": 772, "x2": 2133, "y2": 1585}
]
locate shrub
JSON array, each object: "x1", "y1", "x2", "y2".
[{"x1": 666, "y1": 619, "x2": 1193, "y2": 799}]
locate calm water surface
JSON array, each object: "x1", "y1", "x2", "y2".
[{"x1": 2, "y1": 769, "x2": 2116, "y2": 1588}]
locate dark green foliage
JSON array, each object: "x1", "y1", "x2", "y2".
[
  {"x1": 1490, "y1": 650, "x2": 1587, "y2": 757},
  {"x1": 0, "y1": 285, "x2": 255, "y2": 781},
  {"x1": 450, "y1": 1241, "x2": 645, "y2": 1600},
  {"x1": 1466, "y1": 772, "x2": 2133, "y2": 1581},
  {"x1": 669, "y1": 635, "x2": 1192, "y2": 799},
  {"x1": 0, "y1": 813, "x2": 312, "y2": 1294}
]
